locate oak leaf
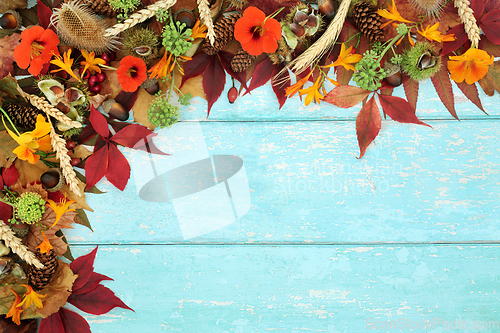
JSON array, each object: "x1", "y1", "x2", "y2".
[
  {"x1": 26, "y1": 226, "x2": 67, "y2": 257},
  {"x1": 478, "y1": 61, "x2": 500, "y2": 96},
  {"x1": 0, "y1": 131, "x2": 18, "y2": 168}
]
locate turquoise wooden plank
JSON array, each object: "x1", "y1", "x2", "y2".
[
  {"x1": 67, "y1": 119, "x2": 500, "y2": 244},
  {"x1": 70, "y1": 244, "x2": 500, "y2": 332},
  {"x1": 173, "y1": 74, "x2": 500, "y2": 121}
]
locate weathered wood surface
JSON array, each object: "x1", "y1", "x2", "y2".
[{"x1": 72, "y1": 245, "x2": 500, "y2": 332}]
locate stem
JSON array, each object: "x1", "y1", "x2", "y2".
[
  {"x1": 99, "y1": 64, "x2": 118, "y2": 71},
  {"x1": 0, "y1": 107, "x2": 20, "y2": 136},
  {"x1": 377, "y1": 30, "x2": 407, "y2": 63},
  {"x1": 167, "y1": 70, "x2": 175, "y2": 102},
  {"x1": 267, "y1": 7, "x2": 285, "y2": 20},
  {"x1": 0, "y1": 197, "x2": 14, "y2": 207}
]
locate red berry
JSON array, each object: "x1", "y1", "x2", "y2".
[
  {"x1": 108, "y1": 52, "x2": 116, "y2": 61},
  {"x1": 96, "y1": 72, "x2": 106, "y2": 83},
  {"x1": 79, "y1": 67, "x2": 90, "y2": 80},
  {"x1": 88, "y1": 75, "x2": 98, "y2": 87},
  {"x1": 70, "y1": 157, "x2": 81, "y2": 167},
  {"x1": 101, "y1": 52, "x2": 110, "y2": 62},
  {"x1": 89, "y1": 83, "x2": 102, "y2": 93},
  {"x1": 228, "y1": 87, "x2": 238, "y2": 103},
  {"x1": 66, "y1": 140, "x2": 77, "y2": 150}
]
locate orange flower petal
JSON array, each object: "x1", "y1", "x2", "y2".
[
  {"x1": 260, "y1": 33, "x2": 278, "y2": 54},
  {"x1": 243, "y1": 6, "x2": 266, "y2": 22},
  {"x1": 264, "y1": 18, "x2": 282, "y2": 41}
]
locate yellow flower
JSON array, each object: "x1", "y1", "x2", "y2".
[
  {"x1": 50, "y1": 49, "x2": 80, "y2": 81},
  {"x1": 325, "y1": 43, "x2": 363, "y2": 72},
  {"x1": 448, "y1": 48, "x2": 494, "y2": 85},
  {"x1": 37, "y1": 232, "x2": 54, "y2": 254},
  {"x1": 6, "y1": 290, "x2": 23, "y2": 325},
  {"x1": 3, "y1": 114, "x2": 51, "y2": 164},
  {"x1": 46, "y1": 197, "x2": 76, "y2": 229},
  {"x1": 418, "y1": 23, "x2": 456, "y2": 43},
  {"x1": 191, "y1": 19, "x2": 207, "y2": 40},
  {"x1": 285, "y1": 71, "x2": 313, "y2": 98},
  {"x1": 377, "y1": 0, "x2": 413, "y2": 28},
  {"x1": 80, "y1": 49, "x2": 106, "y2": 78},
  {"x1": 17, "y1": 285, "x2": 46, "y2": 309},
  {"x1": 299, "y1": 76, "x2": 324, "y2": 106}
]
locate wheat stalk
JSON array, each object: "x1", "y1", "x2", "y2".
[
  {"x1": 26, "y1": 94, "x2": 82, "y2": 129},
  {"x1": 454, "y1": 0, "x2": 480, "y2": 48},
  {"x1": 49, "y1": 127, "x2": 81, "y2": 197},
  {"x1": 288, "y1": 0, "x2": 351, "y2": 74},
  {"x1": 104, "y1": 0, "x2": 177, "y2": 36},
  {"x1": 0, "y1": 221, "x2": 44, "y2": 269},
  {"x1": 197, "y1": 0, "x2": 215, "y2": 45}
]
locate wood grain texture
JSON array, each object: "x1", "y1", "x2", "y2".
[{"x1": 71, "y1": 245, "x2": 500, "y2": 332}]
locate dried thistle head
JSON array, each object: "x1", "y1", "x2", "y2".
[
  {"x1": 51, "y1": 0, "x2": 120, "y2": 53},
  {"x1": 410, "y1": 0, "x2": 445, "y2": 19}
]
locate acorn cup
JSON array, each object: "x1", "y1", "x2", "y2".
[
  {"x1": 40, "y1": 168, "x2": 65, "y2": 192},
  {"x1": 0, "y1": 10, "x2": 22, "y2": 31}
]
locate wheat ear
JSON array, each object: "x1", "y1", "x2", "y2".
[
  {"x1": 454, "y1": 0, "x2": 480, "y2": 48},
  {"x1": 104, "y1": 0, "x2": 177, "y2": 36},
  {"x1": 197, "y1": 0, "x2": 215, "y2": 45},
  {"x1": 49, "y1": 127, "x2": 81, "y2": 197},
  {"x1": 0, "y1": 221, "x2": 44, "y2": 269},
  {"x1": 289, "y1": 0, "x2": 351, "y2": 74},
  {"x1": 26, "y1": 94, "x2": 82, "y2": 129}
]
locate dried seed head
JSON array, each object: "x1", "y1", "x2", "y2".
[
  {"x1": 410, "y1": 0, "x2": 445, "y2": 19},
  {"x1": 51, "y1": 0, "x2": 120, "y2": 53}
]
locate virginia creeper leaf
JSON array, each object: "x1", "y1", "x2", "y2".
[
  {"x1": 478, "y1": 10, "x2": 500, "y2": 45},
  {"x1": 105, "y1": 144, "x2": 131, "y2": 191},
  {"x1": 378, "y1": 94, "x2": 431, "y2": 127},
  {"x1": 180, "y1": 53, "x2": 212, "y2": 88},
  {"x1": 78, "y1": 125, "x2": 97, "y2": 145},
  {"x1": 471, "y1": 0, "x2": 484, "y2": 18},
  {"x1": 441, "y1": 25, "x2": 467, "y2": 55},
  {"x1": 403, "y1": 75, "x2": 419, "y2": 111},
  {"x1": 39, "y1": 311, "x2": 64, "y2": 333},
  {"x1": 59, "y1": 307, "x2": 91, "y2": 333},
  {"x1": 244, "y1": 57, "x2": 274, "y2": 95},
  {"x1": 70, "y1": 246, "x2": 98, "y2": 292},
  {"x1": 431, "y1": 59, "x2": 458, "y2": 120},
  {"x1": 89, "y1": 105, "x2": 110, "y2": 138},
  {"x1": 356, "y1": 96, "x2": 381, "y2": 159},
  {"x1": 203, "y1": 55, "x2": 225, "y2": 116},
  {"x1": 271, "y1": 63, "x2": 290, "y2": 109},
  {"x1": 114, "y1": 90, "x2": 139, "y2": 113},
  {"x1": 37, "y1": 1, "x2": 52, "y2": 30},
  {"x1": 68, "y1": 284, "x2": 134, "y2": 315},
  {"x1": 323, "y1": 85, "x2": 371, "y2": 108},
  {"x1": 84, "y1": 144, "x2": 109, "y2": 190},
  {"x1": 455, "y1": 81, "x2": 486, "y2": 113},
  {"x1": 111, "y1": 124, "x2": 157, "y2": 148},
  {"x1": 72, "y1": 272, "x2": 113, "y2": 295}
]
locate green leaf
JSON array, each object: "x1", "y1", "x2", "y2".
[
  {"x1": 75, "y1": 208, "x2": 93, "y2": 232},
  {"x1": 74, "y1": 170, "x2": 105, "y2": 194},
  {"x1": 56, "y1": 230, "x2": 75, "y2": 261}
]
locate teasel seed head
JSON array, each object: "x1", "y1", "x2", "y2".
[
  {"x1": 50, "y1": 0, "x2": 120, "y2": 53},
  {"x1": 410, "y1": 0, "x2": 445, "y2": 19}
]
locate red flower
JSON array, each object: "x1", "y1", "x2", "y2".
[
  {"x1": 13, "y1": 26, "x2": 60, "y2": 76},
  {"x1": 116, "y1": 56, "x2": 147, "y2": 92},
  {"x1": 234, "y1": 7, "x2": 282, "y2": 56}
]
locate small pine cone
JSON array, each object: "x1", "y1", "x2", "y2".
[
  {"x1": 2, "y1": 103, "x2": 43, "y2": 130},
  {"x1": 230, "y1": 49, "x2": 256, "y2": 72},
  {"x1": 27, "y1": 249, "x2": 58, "y2": 291},
  {"x1": 353, "y1": 2, "x2": 384, "y2": 42},
  {"x1": 202, "y1": 13, "x2": 243, "y2": 55},
  {"x1": 83, "y1": 0, "x2": 116, "y2": 17}
]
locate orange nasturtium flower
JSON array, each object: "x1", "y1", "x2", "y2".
[
  {"x1": 299, "y1": 76, "x2": 324, "y2": 106},
  {"x1": 191, "y1": 19, "x2": 207, "y2": 40},
  {"x1": 418, "y1": 23, "x2": 456, "y2": 43},
  {"x1": 234, "y1": 7, "x2": 282, "y2": 56},
  {"x1": 17, "y1": 285, "x2": 46, "y2": 309},
  {"x1": 37, "y1": 232, "x2": 54, "y2": 254},
  {"x1": 46, "y1": 197, "x2": 76, "y2": 228},
  {"x1": 3, "y1": 114, "x2": 52, "y2": 164},
  {"x1": 50, "y1": 49, "x2": 80, "y2": 81},
  {"x1": 6, "y1": 290, "x2": 23, "y2": 325},
  {"x1": 325, "y1": 43, "x2": 363, "y2": 72},
  {"x1": 13, "y1": 26, "x2": 60, "y2": 76},
  {"x1": 80, "y1": 49, "x2": 106, "y2": 78},
  {"x1": 448, "y1": 48, "x2": 494, "y2": 85},
  {"x1": 116, "y1": 56, "x2": 148, "y2": 92},
  {"x1": 377, "y1": 0, "x2": 413, "y2": 28}
]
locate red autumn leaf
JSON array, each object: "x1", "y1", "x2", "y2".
[
  {"x1": 0, "y1": 202, "x2": 11, "y2": 223},
  {"x1": 484, "y1": 0, "x2": 500, "y2": 12},
  {"x1": 2, "y1": 163, "x2": 18, "y2": 187},
  {"x1": 431, "y1": 59, "x2": 458, "y2": 120},
  {"x1": 180, "y1": 53, "x2": 212, "y2": 87},
  {"x1": 70, "y1": 246, "x2": 98, "y2": 292},
  {"x1": 218, "y1": 51, "x2": 248, "y2": 90},
  {"x1": 402, "y1": 75, "x2": 419, "y2": 111},
  {"x1": 244, "y1": 57, "x2": 274, "y2": 95},
  {"x1": 323, "y1": 85, "x2": 371, "y2": 108},
  {"x1": 84, "y1": 144, "x2": 109, "y2": 190},
  {"x1": 39, "y1": 311, "x2": 64, "y2": 333},
  {"x1": 72, "y1": 272, "x2": 113, "y2": 295},
  {"x1": 59, "y1": 307, "x2": 91, "y2": 333},
  {"x1": 68, "y1": 284, "x2": 134, "y2": 315},
  {"x1": 203, "y1": 55, "x2": 226, "y2": 116},
  {"x1": 111, "y1": 124, "x2": 157, "y2": 148},
  {"x1": 235, "y1": 0, "x2": 297, "y2": 19},
  {"x1": 78, "y1": 125, "x2": 97, "y2": 145},
  {"x1": 105, "y1": 144, "x2": 131, "y2": 191},
  {"x1": 89, "y1": 105, "x2": 110, "y2": 138},
  {"x1": 378, "y1": 94, "x2": 431, "y2": 127},
  {"x1": 110, "y1": 123, "x2": 168, "y2": 155},
  {"x1": 471, "y1": 0, "x2": 484, "y2": 18},
  {"x1": 455, "y1": 80, "x2": 486, "y2": 113},
  {"x1": 37, "y1": 0, "x2": 53, "y2": 30},
  {"x1": 356, "y1": 96, "x2": 381, "y2": 159},
  {"x1": 478, "y1": 10, "x2": 500, "y2": 45},
  {"x1": 441, "y1": 25, "x2": 468, "y2": 55},
  {"x1": 271, "y1": 63, "x2": 290, "y2": 109},
  {"x1": 114, "y1": 90, "x2": 139, "y2": 113}
]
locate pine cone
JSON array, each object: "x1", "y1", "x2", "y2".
[
  {"x1": 202, "y1": 13, "x2": 243, "y2": 55},
  {"x1": 27, "y1": 249, "x2": 58, "y2": 291},
  {"x1": 2, "y1": 103, "x2": 43, "y2": 130},
  {"x1": 83, "y1": 0, "x2": 116, "y2": 17},
  {"x1": 230, "y1": 49, "x2": 256, "y2": 72},
  {"x1": 353, "y1": 2, "x2": 384, "y2": 42}
]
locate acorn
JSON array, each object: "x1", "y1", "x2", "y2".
[
  {"x1": 174, "y1": 9, "x2": 195, "y2": 29},
  {"x1": 103, "y1": 99, "x2": 129, "y2": 121},
  {"x1": 294, "y1": 10, "x2": 308, "y2": 25},
  {"x1": 145, "y1": 81, "x2": 160, "y2": 95},
  {"x1": 0, "y1": 11, "x2": 22, "y2": 30},
  {"x1": 290, "y1": 23, "x2": 305, "y2": 37},
  {"x1": 385, "y1": 71, "x2": 402, "y2": 87},
  {"x1": 40, "y1": 168, "x2": 65, "y2": 192},
  {"x1": 318, "y1": 0, "x2": 337, "y2": 20},
  {"x1": 228, "y1": 87, "x2": 238, "y2": 103}
]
